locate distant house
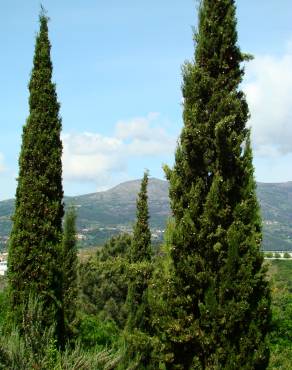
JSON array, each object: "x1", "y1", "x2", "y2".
[{"x1": 0, "y1": 260, "x2": 7, "y2": 276}]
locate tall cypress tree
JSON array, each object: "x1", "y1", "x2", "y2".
[
  {"x1": 61, "y1": 207, "x2": 78, "y2": 346},
  {"x1": 8, "y1": 9, "x2": 64, "y2": 335},
  {"x1": 124, "y1": 171, "x2": 153, "y2": 367},
  {"x1": 163, "y1": 0, "x2": 271, "y2": 368}
]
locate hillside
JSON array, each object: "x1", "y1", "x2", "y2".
[{"x1": 1, "y1": 178, "x2": 292, "y2": 250}]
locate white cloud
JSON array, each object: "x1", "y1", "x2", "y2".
[
  {"x1": 62, "y1": 113, "x2": 176, "y2": 186},
  {"x1": 244, "y1": 49, "x2": 292, "y2": 157},
  {"x1": 62, "y1": 132, "x2": 125, "y2": 183}
]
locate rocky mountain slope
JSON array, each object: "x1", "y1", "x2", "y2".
[{"x1": 1, "y1": 178, "x2": 292, "y2": 250}]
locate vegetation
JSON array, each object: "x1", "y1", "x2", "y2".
[
  {"x1": 1, "y1": 1, "x2": 291, "y2": 369},
  {"x1": 267, "y1": 260, "x2": 292, "y2": 368}
]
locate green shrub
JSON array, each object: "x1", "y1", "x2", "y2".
[
  {"x1": 283, "y1": 252, "x2": 291, "y2": 258},
  {"x1": 274, "y1": 253, "x2": 281, "y2": 258},
  {"x1": 78, "y1": 314, "x2": 119, "y2": 349},
  {"x1": 265, "y1": 252, "x2": 273, "y2": 258}
]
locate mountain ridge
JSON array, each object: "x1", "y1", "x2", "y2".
[{"x1": 1, "y1": 178, "x2": 292, "y2": 251}]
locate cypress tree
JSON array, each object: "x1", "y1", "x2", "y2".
[
  {"x1": 124, "y1": 171, "x2": 153, "y2": 367},
  {"x1": 8, "y1": 9, "x2": 64, "y2": 337},
  {"x1": 163, "y1": 0, "x2": 271, "y2": 368},
  {"x1": 61, "y1": 207, "x2": 78, "y2": 346},
  {"x1": 130, "y1": 170, "x2": 152, "y2": 265}
]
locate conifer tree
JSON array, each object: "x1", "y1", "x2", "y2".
[
  {"x1": 8, "y1": 9, "x2": 64, "y2": 337},
  {"x1": 162, "y1": 0, "x2": 271, "y2": 368},
  {"x1": 61, "y1": 207, "x2": 78, "y2": 346},
  {"x1": 130, "y1": 171, "x2": 152, "y2": 265},
  {"x1": 124, "y1": 171, "x2": 153, "y2": 367}
]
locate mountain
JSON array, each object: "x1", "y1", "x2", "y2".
[{"x1": 1, "y1": 178, "x2": 292, "y2": 251}]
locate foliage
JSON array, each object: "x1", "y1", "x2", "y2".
[
  {"x1": 78, "y1": 314, "x2": 119, "y2": 349},
  {"x1": 130, "y1": 171, "x2": 152, "y2": 264},
  {"x1": 265, "y1": 252, "x2": 273, "y2": 258},
  {"x1": 283, "y1": 252, "x2": 291, "y2": 258},
  {"x1": 79, "y1": 234, "x2": 131, "y2": 328},
  {"x1": 122, "y1": 172, "x2": 154, "y2": 368},
  {"x1": 62, "y1": 207, "x2": 78, "y2": 345},
  {"x1": 0, "y1": 330, "x2": 121, "y2": 370},
  {"x1": 8, "y1": 9, "x2": 64, "y2": 342},
  {"x1": 268, "y1": 260, "x2": 292, "y2": 368},
  {"x1": 161, "y1": 0, "x2": 271, "y2": 368}
]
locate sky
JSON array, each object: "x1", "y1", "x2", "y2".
[{"x1": 1, "y1": 0, "x2": 292, "y2": 200}]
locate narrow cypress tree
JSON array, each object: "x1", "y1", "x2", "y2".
[
  {"x1": 163, "y1": 0, "x2": 271, "y2": 368},
  {"x1": 61, "y1": 207, "x2": 78, "y2": 346},
  {"x1": 130, "y1": 171, "x2": 152, "y2": 265},
  {"x1": 124, "y1": 171, "x2": 153, "y2": 367},
  {"x1": 8, "y1": 9, "x2": 64, "y2": 336}
]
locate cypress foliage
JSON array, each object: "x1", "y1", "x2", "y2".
[
  {"x1": 8, "y1": 9, "x2": 64, "y2": 337},
  {"x1": 163, "y1": 0, "x2": 271, "y2": 368},
  {"x1": 130, "y1": 170, "x2": 152, "y2": 264},
  {"x1": 61, "y1": 207, "x2": 78, "y2": 346},
  {"x1": 124, "y1": 171, "x2": 154, "y2": 367}
]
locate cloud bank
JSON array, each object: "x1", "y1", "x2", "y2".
[
  {"x1": 244, "y1": 48, "x2": 292, "y2": 157},
  {"x1": 62, "y1": 113, "x2": 176, "y2": 186}
]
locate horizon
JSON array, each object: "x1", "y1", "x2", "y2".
[{"x1": 2, "y1": 177, "x2": 292, "y2": 202}]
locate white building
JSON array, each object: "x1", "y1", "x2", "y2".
[{"x1": 0, "y1": 260, "x2": 7, "y2": 276}]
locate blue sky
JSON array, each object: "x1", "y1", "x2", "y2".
[{"x1": 1, "y1": 1, "x2": 292, "y2": 200}]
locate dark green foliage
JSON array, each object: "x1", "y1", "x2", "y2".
[
  {"x1": 162, "y1": 0, "x2": 271, "y2": 368},
  {"x1": 131, "y1": 171, "x2": 152, "y2": 264},
  {"x1": 127, "y1": 172, "x2": 152, "y2": 330},
  {"x1": 283, "y1": 252, "x2": 291, "y2": 258},
  {"x1": 62, "y1": 207, "x2": 78, "y2": 345},
  {"x1": 97, "y1": 232, "x2": 132, "y2": 262},
  {"x1": 122, "y1": 172, "x2": 154, "y2": 368},
  {"x1": 267, "y1": 261, "x2": 292, "y2": 368},
  {"x1": 79, "y1": 234, "x2": 131, "y2": 328},
  {"x1": 78, "y1": 314, "x2": 119, "y2": 349},
  {"x1": 8, "y1": 10, "x2": 64, "y2": 338}
]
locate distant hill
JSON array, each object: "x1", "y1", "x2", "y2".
[{"x1": 1, "y1": 178, "x2": 292, "y2": 251}]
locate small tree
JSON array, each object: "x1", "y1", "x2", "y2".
[{"x1": 130, "y1": 171, "x2": 152, "y2": 264}]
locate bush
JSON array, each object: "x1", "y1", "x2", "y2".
[
  {"x1": 274, "y1": 253, "x2": 281, "y2": 258},
  {"x1": 265, "y1": 252, "x2": 273, "y2": 258},
  {"x1": 283, "y1": 252, "x2": 291, "y2": 258},
  {"x1": 78, "y1": 314, "x2": 119, "y2": 349}
]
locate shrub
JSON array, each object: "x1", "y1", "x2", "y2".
[
  {"x1": 78, "y1": 314, "x2": 119, "y2": 349},
  {"x1": 265, "y1": 252, "x2": 273, "y2": 258},
  {"x1": 283, "y1": 252, "x2": 291, "y2": 258}
]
